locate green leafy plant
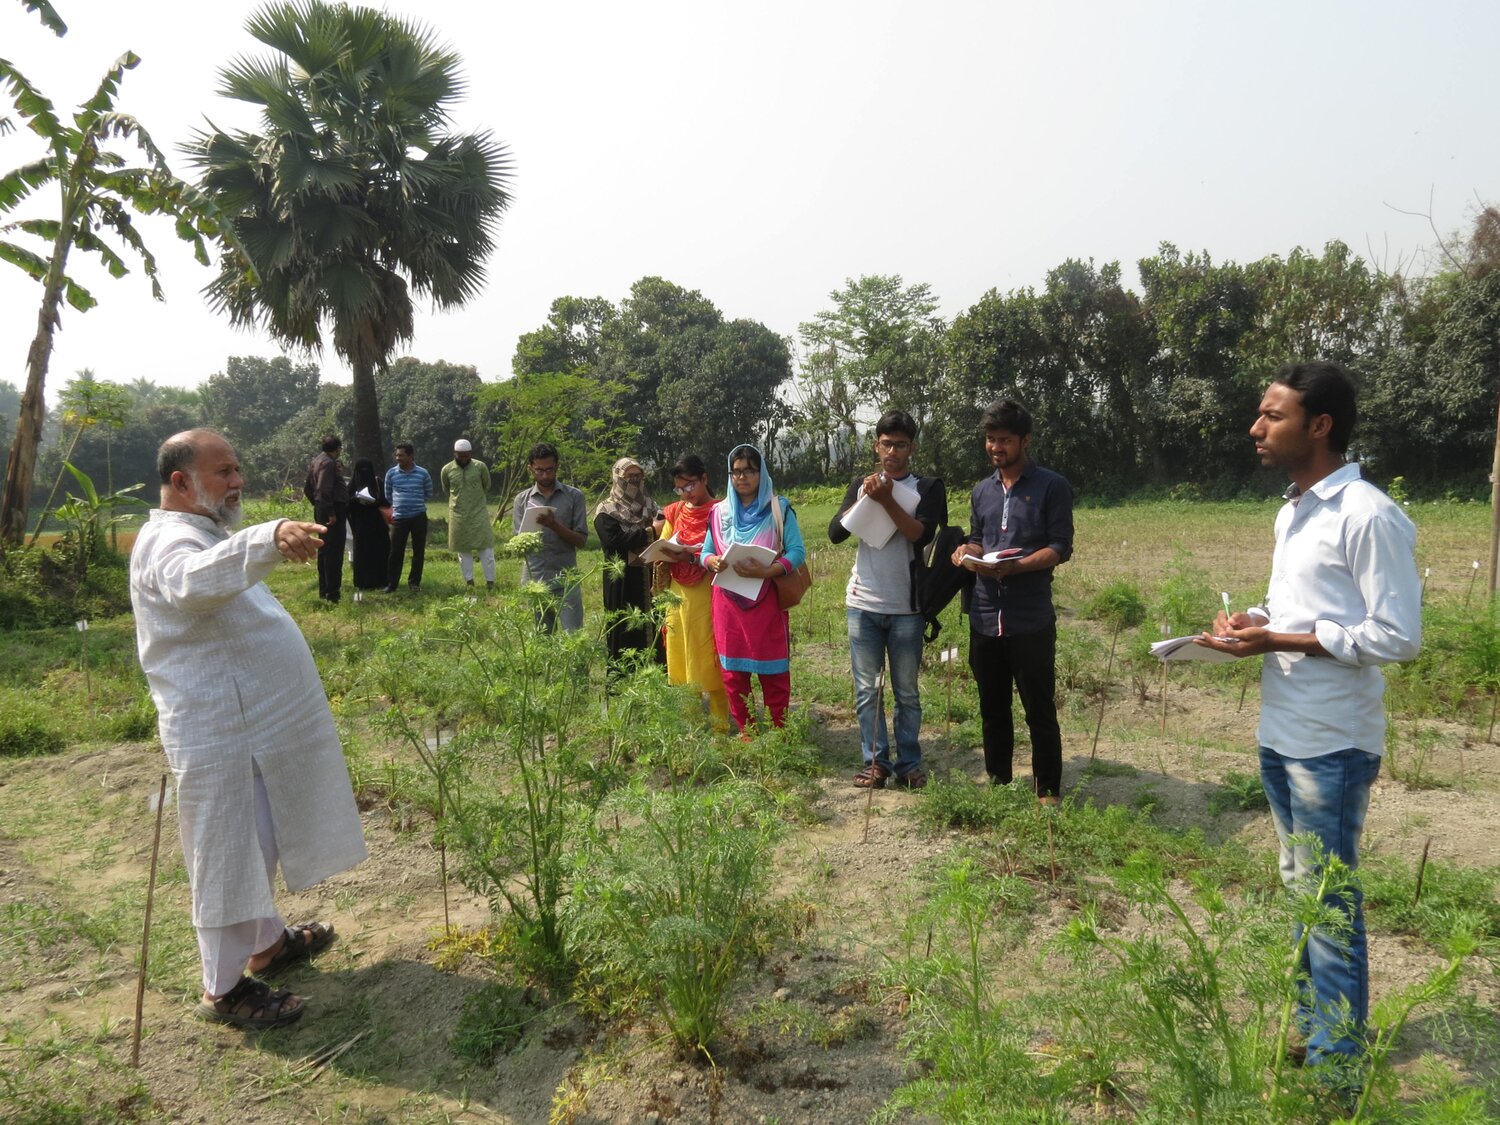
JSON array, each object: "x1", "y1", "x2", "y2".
[
  {"x1": 371, "y1": 595, "x2": 613, "y2": 983},
  {"x1": 876, "y1": 854, "x2": 1058, "y2": 1122},
  {"x1": 1206, "y1": 769, "x2": 1270, "y2": 814},
  {"x1": 566, "y1": 780, "x2": 782, "y2": 1060}
]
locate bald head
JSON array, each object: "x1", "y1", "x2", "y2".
[{"x1": 157, "y1": 429, "x2": 244, "y2": 525}]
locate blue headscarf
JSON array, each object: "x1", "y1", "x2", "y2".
[{"x1": 721, "y1": 443, "x2": 778, "y2": 546}]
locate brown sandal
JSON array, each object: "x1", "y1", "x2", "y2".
[
  {"x1": 255, "y1": 920, "x2": 336, "y2": 978},
  {"x1": 893, "y1": 768, "x2": 927, "y2": 790},
  {"x1": 195, "y1": 976, "x2": 304, "y2": 1030},
  {"x1": 853, "y1": 762, "x2": 891, "y2": 789}
]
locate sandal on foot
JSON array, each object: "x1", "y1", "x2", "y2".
[
  {"x1": 853, "y1": 762, "x2": 891, "y2": 789},
  {"x1": 255, "y1": 920, "x2": 336, "y2": 978},
  {"x1": 195, "y1": 976, "x2": 304, "y2": 1030},
  {"x1": 893, "y1": 768, "x2": 927, "y2": 790}
]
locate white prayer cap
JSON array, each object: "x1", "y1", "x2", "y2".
[{"x1": 453, "y1": 439, "x2": 472, "y2": 452}]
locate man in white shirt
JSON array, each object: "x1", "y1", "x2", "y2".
[
  {"x1": 130, "y1": 430, "x2": 368, "y2": 1029},
  {"x1": 1198, "y1": 362, "x2": 1420, "y2": 1077}
]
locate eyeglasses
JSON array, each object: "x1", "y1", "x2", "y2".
[
  {"x1": 622, "y1": 475, "x2": 645, "y2": 484},
  {"x1": 729, "y1": 467, "x2": 759, "y2": 478},
  {"x1": 672, "y1": 479, "x2": 702, "y2": 495},
  {"x1": 877, "y1": 440, "x2": 912, "y2": 453}
]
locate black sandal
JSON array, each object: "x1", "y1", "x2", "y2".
[
  {"x1": 853, "y1": 763, "x2": 891, "y2": 789},
  {"x1": 256, "y1": 920, "x2": 336, "y2": 978},
  {"x1": 195, "y1": 976, "x2": 304, "y2": 1030}
]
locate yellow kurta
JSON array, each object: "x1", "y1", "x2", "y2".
[{"x1": 661, "y1": 515, "x2": 730, "y2": 730}]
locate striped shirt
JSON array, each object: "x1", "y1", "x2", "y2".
[{"x1": 384, "y1": 464, "x2": 433, "y2": 519}]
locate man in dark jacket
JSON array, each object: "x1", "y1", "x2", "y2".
[
  {"x1": 306, "y1": 434, "x2": 349, "y2": 603},
  {"x1": 829, "y1": 410, "x2": 947, "y2": 789}
]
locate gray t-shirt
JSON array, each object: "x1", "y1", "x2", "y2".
[
  {"x1": 845, "y1": 475, "x2": 920, "y2": 615},
  {"x1": 512, "y1": 482, "x2": 588, "y2": 585}
]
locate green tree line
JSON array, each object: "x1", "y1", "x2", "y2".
[{"x1": 15, "y1": 211, "x2": 1499, "y2": 527}]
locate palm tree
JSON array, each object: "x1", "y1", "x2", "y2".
[
  {"x1": 0, "y1": 52, "x2": 242, "y2": 544},
  {"x1": 190, "y1": 0, "x2": 513, "y2": 468}
]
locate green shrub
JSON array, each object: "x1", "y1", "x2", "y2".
[
  {"x1": 567, "y1": 780, "x2": 782, "y2": 1059},
  {"x1": 0, "y1": 697, "x2": 67, "y2": 757},
  {"x1": 100, "y1": 692, "x2": 158, "y2": 742}
]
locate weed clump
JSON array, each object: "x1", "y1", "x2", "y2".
[
  {"x1": 451, "y1": 983, "x2": 533, "y2": 1065},
  {"x1": 0, "y1": 696, "x2": 66, "y2": 758}
]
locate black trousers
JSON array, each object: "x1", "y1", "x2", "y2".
[
  {"x1": 317, "y1": 506, "x2": 348, "y2": 601},
  {"x1": 968, "y1": 624, "x2": 1063, "y2": 797},
  {"x1": 387, "y1": 513, "x2": 428, "y2": 589}
]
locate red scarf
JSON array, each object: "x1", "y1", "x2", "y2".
[{"x1": 666, "y1": 499, "x2": 712, "y2": 587}]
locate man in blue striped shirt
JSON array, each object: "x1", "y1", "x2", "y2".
[{"x1": 384, "y1": 443, "x2": 433, "y2": 593}]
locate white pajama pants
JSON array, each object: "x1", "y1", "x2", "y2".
[
  {"x1": 458, "y1": 547, "x2": 496, "y2": 584},
  {"x1": 191, "y1": 764, "x2": 285, "y2": 997}
]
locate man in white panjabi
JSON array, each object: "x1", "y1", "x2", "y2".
[{"x1": 130, "y1": 430, "x2": 368, "y2": 1029}]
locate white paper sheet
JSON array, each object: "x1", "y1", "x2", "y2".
[
  {"x1": 838, "y1": 480, "x2": 922, "y2": 549},
  {"x1": 637, "y1": 535, "x2": 683, "y2": 564},
  {"x1": 517, "y1": 504, "x2": 555, "y2": 533},
  {"x1": 1150, "y1": 635, "x2": 1242, "y2": 663},
  {"x1": 710, "y1": 543, "x2": 778, "y2": 600},
  {"x1": 959, "y1": 548, "x2": 1026, "y2": 569}
]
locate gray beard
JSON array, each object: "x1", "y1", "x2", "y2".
[{"x1": 188, "y1": 474, "x2": 243, "y2": 529}]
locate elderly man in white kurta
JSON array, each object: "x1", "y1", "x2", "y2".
[{"x1": 131, "y1": 430, "x2": 367, "y2": 1029}]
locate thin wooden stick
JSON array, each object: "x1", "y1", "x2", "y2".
[
  {"x1": 1090, "y1": 623, "x2": 1121, "y2": 761},
  {"x1": 863, "y1": 782, "x2": 875, "y2": 844},
  {"x1": 1159, "y1": 662, "x2": 1169, "y2": 737},
  {"x1": 1413, "y1": 837, "x2": 1433, "y2": 906},
  {"x1": 133, "y1": 774, "x2": 168, "y2": 1069},
  {"x1": 1047, "y1": 817, "x2": 1058, "y2": 884},
  {"x1": 435, "y1": 724, "x2": 451, "y2": 936}
]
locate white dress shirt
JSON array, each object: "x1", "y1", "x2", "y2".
[{"x1": 1255, "y1": 463, "x2": 1421, "y2": 759}]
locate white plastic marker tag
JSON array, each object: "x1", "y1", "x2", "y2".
[
  {"x1": 353, "y1": 590, "x2": 363, "y2": 603},
  {"x1": 75, "y1": 619, "x2": 89, "y2": 631},
  {"x1": 939, "y1": 646, "x2": 960, "y2": 664},
  {"x1": 148, "y1": 783, "x2": 176, "y2": 814}
]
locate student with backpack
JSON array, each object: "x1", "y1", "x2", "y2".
[{"x1": 828, "y1": 411, "x2": 947, "y2": 790}]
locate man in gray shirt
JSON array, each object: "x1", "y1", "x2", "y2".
[
  {"x1": 511, "y1": 441, "x2": 589, "y2": 633},
  {"x1": 829, "y1": 411, "x2": 947, "y2": 789}
]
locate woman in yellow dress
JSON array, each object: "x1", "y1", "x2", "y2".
[{"x1": 657, "y1": 455, "x2": 730, "y2": 730}]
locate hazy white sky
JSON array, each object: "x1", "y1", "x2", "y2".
[{"x1": 2, "y1": 0, "x2": 1496, "y2": 402}]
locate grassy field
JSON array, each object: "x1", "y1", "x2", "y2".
[{"x1": 1, "y1": 497, "x2": 1497, "y2": 1123}]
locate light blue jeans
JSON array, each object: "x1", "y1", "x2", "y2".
[
  {"x1": 1259, "y1": 745, "x2": 1381, "y2": 1064},
  {"x1": 848, "y1": 609, "x2": 924, "y2": 778}
]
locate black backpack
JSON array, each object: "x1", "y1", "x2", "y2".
[{"x1": 916, "y1": 525, "x2": 972, "y2": 644}]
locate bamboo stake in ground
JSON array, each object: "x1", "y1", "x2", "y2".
[
  {"x1": 1089, "y1": 622, "x2": 1122, "y2": 761},
  {"x1": 133, "y1": 773, "x2": 169, "y2": 1069},
  {"x1": 1159, "y1": 661, "x2": 1169, "y2": 737},
  {"x1": 1413, "y1": 837, "x2": 1433, "y2": 906},
  {"x1": 435, "y1": 723, "x2": 451, "y2": 936}
]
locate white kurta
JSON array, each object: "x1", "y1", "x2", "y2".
[{"x1": 130, "y1": 510, "x2": 368, "y2": 927}]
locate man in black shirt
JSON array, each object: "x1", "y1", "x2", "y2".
[
  {"x1": 951, "y1": 399, "x2": 1074, "y2": 802},
  {"x1": 305, "y1": 434, "x2": 349, "y2": 603}
]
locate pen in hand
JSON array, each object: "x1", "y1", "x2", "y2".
[{"x1": 1220, "y1": 591, "x2": 1232, "y2": 625}]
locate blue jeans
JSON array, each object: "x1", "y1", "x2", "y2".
[
  {"x1": 848, "y1": 609, "x2": 924, "y2": 778},
  {"x1": 1260, "y1": 745, "x2": 1381, "y2": 1063}
]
